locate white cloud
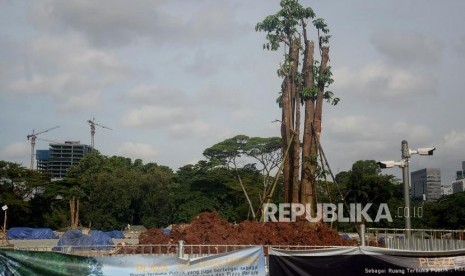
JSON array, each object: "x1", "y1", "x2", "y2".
[
  {"x1": 121, "y1": 105, "x2": 192, "y2": 128},
  {"x1": 1, "y1": 142, "x2": 30, "y2": 160},
  {"x1": 117, "y1": 142, "x2": 158, "y2": 162},
  {"x1": 122, "y1": 85, "x2": 189, "y2": 106},
  {"x1": 333, "y1": 62, "x2": 437, "y2": 105},
  {"x1": 4, "y1": 35, "x2": 129, "y2": 112},
  {"x1": 454, "y1": 36, "x2": 465, "y2": 57},
  {"x1": 371, "y1": 32, "x2": 442, "y2": 66},
  {"x1": 441, "y1": 130, "x2": 465, "y2": 151},
  {"x1": 327, "y1": 115, "x2": 384, "y2": 142},
  {"x1": 169, "y1": 120, "x2": 212, "y2": 139},
  {"x1": 185, "y1": 49, "x2": 221, "y2": 77},
  {"x1": 324, "y1": 115, "x2": 435, "y2": 170},
  {"x1": 30, "y1": 0, "x2": 247, "y2": 48}
]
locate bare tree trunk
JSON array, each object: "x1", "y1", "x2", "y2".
[
  {"x1": 314, "y1": 47, "x2": 330, "y2": 139},
  {"x1": 69, "y1": 198, "x2": 75, "y2": 229},
  {"x1": 281, "y1": 41, "x2": 294, "y2": 203},
  {"x1": 69, "y1": 197, "x2": 80, "y2": 229},
  {"x1": 75, "y1": 198, "x2": 80, "y2": 229},
  {"x1": 281, "y1": 80, "x2": 291, "y2": 203},
  {"x1": 301, "y1": 40, "x2": 316, "y2": 206},
  {"x1": 289, "y1": 40, "x2": 301, "y2": 203},
  {"x1": 233, "y1": 159, "x2": 256, "y2": 219}
]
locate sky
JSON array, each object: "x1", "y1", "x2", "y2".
[{"x1": 0, "y1": 0, "x2": 464, "y2": 185}]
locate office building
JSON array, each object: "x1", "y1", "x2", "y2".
[
  {"x1": 450, "y1": 161, "x2": 465, "y2": 194},
  {"x1": 452, "y1": 179, "x2": 465, "y2": 194},
  {"x1": 411, "y1": 168, "x2": 441, "y2": 201},
  {"x1": 36, "y1": 141, "x2": 93, "y2": 179},
  {"x1": 456, "y1": 161, "x2": 465, "y2": 180}
]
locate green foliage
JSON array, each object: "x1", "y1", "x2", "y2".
[
  {"x1": 171, "y1": 163, "x2": 262, "y2": 223},
  {"x1": 257, "y1": 0, "x2": 338, "y2": 106},
  {"x1": 0, "y1": 135, "x2": 280, "y2": 229},
  {"x1": 0, "y1": 161, "x2": 50, "y2": 227},
  {"x1": 335, "y1": 160, "x2": 403, "y2": 228},
  {"x1": 255, "y1": 0, "x2": 315, "y2": 51},
  {"x1": 422, "y1": 192, "x2": 465, "y2": 229}
]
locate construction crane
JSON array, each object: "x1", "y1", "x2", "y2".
[
  {"x1": 87, "y1": 117, "x2": 112, "y2": 148},
  {"x1": 27, "y1": 126, "x2": 60, "y2": 170}
]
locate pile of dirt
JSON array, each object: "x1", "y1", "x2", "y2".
[{"x1": 139, "y1": 212, "x2": 356, "y2": 247}]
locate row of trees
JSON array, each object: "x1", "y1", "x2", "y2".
[
  {"x1": 0, "y1": 140, "x2": 462, "y2": 231},
  {"x1": 0, "y1": 135, "x2": 281, "y2": 230}
]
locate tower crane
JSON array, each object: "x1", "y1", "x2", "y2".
[
  {"x1": 27, "y1": 126, "x2": 60, "y2": 170},
  {"x1": 87, "y1": 117, "x2": 112, "y2": 148}
]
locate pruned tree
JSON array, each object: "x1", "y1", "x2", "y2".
[{"x1": 256, "y1": 0, "x2": 339, "y2": 206}]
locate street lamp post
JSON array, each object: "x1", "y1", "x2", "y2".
[
  {"x1": 401, "y1": 140, "x2": 411, "y2": 237},
  {"x1": 378, "y1": 140, "x2": 435, "y2": 241},
  {"x1": 1, "y1": 205, "x2": 7, "y2": 244}
]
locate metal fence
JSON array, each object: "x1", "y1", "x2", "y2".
[
  {"x1": 10, "y1": 227, "x2": 465, "y2": 255},
  {"x1": 367, "y1": 227, "x2": 465, "y2": 251},
  {"x1": 12, "y1": 243, "x2": 348, "y2": 257}
]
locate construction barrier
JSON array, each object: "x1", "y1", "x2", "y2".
[
  {"x1": 0, "y1": 246, "x2": 265, "y2": 276},
  {"x1": 269, "y1": 246, "x2": 465, "y2": 276},
  {"x1": 4, "y1": 245, "x2": 465, "y2": 275}
]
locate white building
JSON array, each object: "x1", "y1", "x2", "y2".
[{"x1": 441, "y1": 183, "x2": 453, "y2": 196}]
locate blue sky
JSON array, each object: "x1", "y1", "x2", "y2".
[{"x1": 1, "y1": 0, "x2": 464, "y2": 184}]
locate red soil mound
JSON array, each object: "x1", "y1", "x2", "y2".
[{"x1": 139, "y1": 211, "x2": 356, "y2": 247}]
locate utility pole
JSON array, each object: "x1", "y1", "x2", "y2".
[{"x1": 401, "y1": 140, "x2": 411, "y2": 239}]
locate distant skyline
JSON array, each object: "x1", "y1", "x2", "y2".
[{"x1": 1, "y1": 1, "x2": 464, "y2": 184}]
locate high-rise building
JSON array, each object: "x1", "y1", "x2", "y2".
[
  {"x1": 452, "y1": 179, "x2": 465, "y2": 194},
  {"x1": 456, "y1": 161, "x2": 465, "y2": 180},
  {"x1": 450, "y1": 161, "x2": 465, "y2": 194},
  {"x1": 36, "y1": 141, "x2": 93, "y2": 179},
  {"x1": 411, "y1": 168, "x2": 441, "y2": 201}
]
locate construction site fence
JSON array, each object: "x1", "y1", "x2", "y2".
[
  {"x1": 12, "y1": 244, "x2": 348, "y2": 257},
  {"x1": 366, "y1": 227, "x2": 465, "y2": 251}
]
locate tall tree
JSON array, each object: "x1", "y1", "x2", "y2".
[
  {"x1": 203, "y1": 135, "x2": 257, "y2": 219},
  {"x1": 256, "y1": 0, "x2": 338, "y2": 205},
  {"x1": 0, "y1": 161, "x2": 51, "y2": 227},
  {"x1": 336, "y1": 160, "x2": 403, "y2": 228}
]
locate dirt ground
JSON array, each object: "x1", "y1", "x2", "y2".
[{"x1": 139, "y1": 212, "x2": 356, "y2": 247}]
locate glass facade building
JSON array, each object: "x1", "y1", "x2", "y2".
[
  {"x1": 36, "y1": 141, "x2": 93, "y2": 179},
  {"x1": 411, "y1": 168, "x2": 442, "y2": 201}
]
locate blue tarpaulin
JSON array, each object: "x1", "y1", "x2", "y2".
[
  {"x1": 6, "y1": 228, "x2": 57, "y2": 240},
  {"x1": 53, "y1": 230, "x2": 114, "y2": 251},
  {"x1": 105, "y1": 230, "x2": 124, "y2": 239}
]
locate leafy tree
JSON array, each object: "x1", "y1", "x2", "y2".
[
  {"x1": 335, "y1": 160, "x2": 403, "y2": 229},
  {"x1": 172, "y1": 160, "x2": 263, "y2": 223},
  {"x1": 423, "y1": 192, "x2": 465, "y2": 229},
  {"x1": 42, "y1": 153, "x2": 175, "y2": 230},
  {"x1": 0, "y1": 161, "x2": 51, "y2": 227},
  {"x1": 203, "y1": 135, "x2": 257, "y2": 219},
  {"x1": 54, "y1": 152, "x2": 106, "y2": 229},
  {"x1": 256, "y1": 0, "x2": 339, "y2": 205},
  {"x1": 243, "y1": 136, "x2": 282, "y2": 200},
  {"x1": 203, "y1": 135, "x2": 283, "y2": 220}
]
